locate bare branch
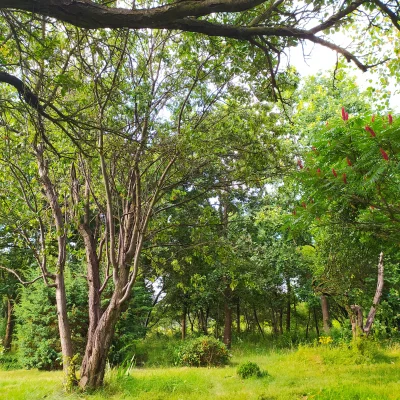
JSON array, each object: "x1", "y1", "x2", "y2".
[{"x1": 0, "y1": 265, "x2": 43, "y2": 285}]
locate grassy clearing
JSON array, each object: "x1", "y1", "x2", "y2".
[{"x1": 1, "y1": 344, "x2": 400, "y2": 400}]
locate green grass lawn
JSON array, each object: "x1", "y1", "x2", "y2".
[{"x1": 1, "y1": 345, "x2": 400, "y2": 400}]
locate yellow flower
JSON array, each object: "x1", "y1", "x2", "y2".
[{"x1": 318, "y1": 336, "x2": 333, "y2": 345}]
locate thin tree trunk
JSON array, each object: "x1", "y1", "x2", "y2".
[
  {"x1": 36, "y1": 145, "x2": 74, "y2": 381},
  {"x1": 199, "y1": 308, "x2": 207, "y2": 335},
  {"x1": 253, "y1": 307, "x2": 264, "y2": 338},
  {"x1": 305, "y1": 308, "x2": 311, "y2": 339},
  {"x1": 3, "y1": 297, "x2": 14, "y2": 351},
  {"x1": 350, "y1": 305, "x2": 363, "y2": 338},
  {"x1": 223, "y1": 287, "x2": 232, "y2": 348},
  {"x1": 321, "y1": 294, "x2": 330, "y2": 334},
  {"x1": 270, "y1": 305, "x2": 278, "y2": 335},
  {"x1": 181, "y1": 307, "x2": 187, "y2": 340},
  {"x1": 187, "y1": 312, "x2": 194, "y2": 333},
  {"x1": 279, "y1": 308, "x2": 283, "y2": 335},
  {"x1": 236, "y1": 298, "x2": 240, "y2": 335},
  {"x1": 55, "y1": 273, "x2": 74, "y2": 375},
  {"x1": 313, "y1": 306, "x2": 320, "y2": 337},
  {"x1": 364, "y1": 252, "x2": 384, "y2": 336},
  {"x1": 244, "y1": 308, "x2": 250, "y2": 332},
  {"x1": 286, "y1": 278, "x2": 291, "y2": 332}
]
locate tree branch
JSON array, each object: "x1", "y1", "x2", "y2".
[{"x1": 0, "y1": 265, "x2": 44, "y2": 285}]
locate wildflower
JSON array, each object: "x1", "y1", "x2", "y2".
[
  {"x1": 380, "y1": 148, "x2": 389, "y2": 161},
  {"x1": 388, "y1": 114, "x2": 393, "y2": 125},
  {"x1": 317, "y1": 168, "x2": 321, "y2": 175},
  {"x1": 343, "y1": 173, "x2": 347, "y2": 184},
  {"x1": 346, "y1": 157, "x2": 352, "y2": 166},
  {"x1": 302, "y1": 202, "x2": 307, "y2": 209},
  {"x1": 365, "y1": 126, "x2": 376, "y2": 137},
  {"x1": 372, "y1": 114, "x2": 375, "y2": 122},
  {"x1": 332, "y1": 168, "x2": 337, "y2": 178},
  {"x1": 319, "y1": 336, "x2": 333, "y2": 345}
]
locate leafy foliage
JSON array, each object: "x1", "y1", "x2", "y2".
[
  {"x1": 237, "y1": 361, "x2": 266, "y2": 379},
  {"x1": 176, "y1": 336, "x2": 230, "y2": 367}
]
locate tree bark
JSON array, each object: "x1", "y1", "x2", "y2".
[
  {"x1": 279, "y1": 308, "x2": 283, "y2": 335},
  {"x1": 321, "y1": 294, "x2": 331, "y2": 334},
  {"x1": 286, "y1": 278, "x2": 291, "y2": 332},
  {"x1": 55, "y1": 273, "x2": 75, "y2": 376},
  {"x1": 36, "y1": 144, "x2": 75, "y2": 380},
  {"x1": 79, "y1": 292, "x2": 122, "y2": 390},
  {"x1": 349, "y1": 252, "x2": 385, "y2": 338},
  {"x1": 223, "y1": 287, "x2": 232, "y2": 348},
  {"x1": 364, "y1": 252, "x2": 384, "y2": 336},
  {"x1": 350, "y1": 304, "x2": 363, "y2": 338},
  {"x1": 3, "y1": 297, "x2": 14, "y2": 351},
  {"x1": 313, "y1": 306, "x2": 320, "y2": 337},
  {"x1": 199, "y1": 308, "x2": 208, "y2": 335},
  {"x1": 181, "y1": 307, "x2": 187, "y2": 340},
  {"x1": 305, "y1": 308, "x2": 311, "y2": 339},
  {"x1": 253, "y1": 307, "x2": 264, "y2": 338},
  {"x1": 236, "y1": 298, "x2": 240, "y2": 335}
]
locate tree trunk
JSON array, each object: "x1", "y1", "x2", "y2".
[
  {"x1": 236, "y1": 298, "x2": 240, "y2": 335},
  {"x1": 79, "y1": 294, "x2": 122, "y2": 390},
  {"x1": 223, "y1": 287, "x2": 232, "y2": 348},
  {"x1": 279, "y1": 308, "x2": 283, "y2": 335},
  {"x1": 350, "y1": 305, "x2": 363, "y2": 338},
  {"x1": 244, "y1": 309, "x2": 250, "y2": 332},
  {"x1": 199, "y1": 308, "x2": 207, "y2": 335},
  {"x1": 313, "y1": 306, "x2": 320, "y2": 337},
  {"x1": 270, "y1": 305, "x2": 278, "y2": 335},
  {"x1": 3, "y1": 297, "x2": 14, "y2": 351},
  {"x1": 253, "y1": 307, "x2": 264, "y2": 338},
  {"x1": 305, "y1": 308, "x2": 311, "y2": 339},
  {"x1": 349, "y1": 253, "x2": 385, "y2": 338},
  {"x1": 364, "y1": 252, "x2": 384, "y2": 336},
  {"x1": 321, "y1": 294, "x2": 331, "y2": 334},
  {"x1": 286, "y1": 278, "x2": 291, "y2": 332},
  {"x1": 55, "y1": 273, "x2": 75, "y2": 377},
  {"x1": 181, "y1": 307, "x2": 187, "y2": 340}
]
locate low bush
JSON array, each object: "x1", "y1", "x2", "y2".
[
  {"x1": 175, "y1": 336, "x2": 230, "y2": 367},
  {"x1": 237, "y1": 361, "x2": 266, "y2": 379}
]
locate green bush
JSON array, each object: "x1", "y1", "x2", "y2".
[
  {"x1": 237, "y1": 361, "x2": 266, "y2": 379},
  {"x1": 176, "y1": 336, "x2": 230, "y2": 367}
]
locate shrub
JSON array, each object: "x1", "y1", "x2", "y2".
[
  {"x1": 237, "y1": 361, "x2": 266, "y2": 379},
  {"x1": 176, "y1": 336, "x2": 230, "y2": 367}
]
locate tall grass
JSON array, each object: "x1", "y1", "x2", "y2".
[{"x1": 0, "y1": 340, "x2": 399, "y2": 399}]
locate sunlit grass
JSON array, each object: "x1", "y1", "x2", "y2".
[{"x1": 1, "y1": 344, "x2": 399, "y2": 399}]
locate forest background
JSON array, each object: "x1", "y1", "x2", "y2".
[{"x1": 0, "y1": 0, "x2": 400, "y2": 398}]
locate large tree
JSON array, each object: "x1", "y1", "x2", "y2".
[{"x1": 1, "y1": 0, "x2": 400, "y2": 392}]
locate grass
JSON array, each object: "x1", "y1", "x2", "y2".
[{"x1": 1, "y1": 343, "x2": 400, "y2": 400}]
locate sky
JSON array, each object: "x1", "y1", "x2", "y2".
[{"x1": 289, "y1": 41, "x2": 400, "y2": 113}]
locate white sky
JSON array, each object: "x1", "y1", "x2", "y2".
[{"x1": 289, "y1": 41, "x2": 400, "y2": 112}]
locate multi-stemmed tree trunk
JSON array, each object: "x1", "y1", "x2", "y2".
[{"x1": 349, "y1": 253, "x2": 384, "y2": 339}]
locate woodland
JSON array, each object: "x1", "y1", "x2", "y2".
[{"x1": 0, "y1": 1, "x2": 400, "y2": 398}]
